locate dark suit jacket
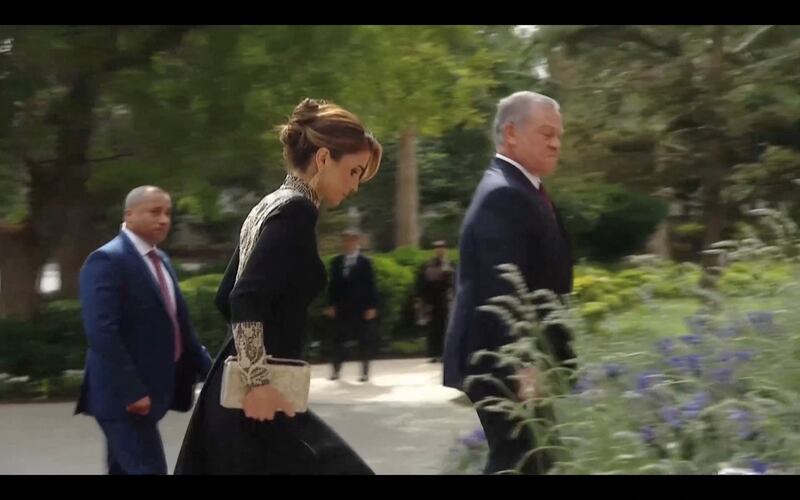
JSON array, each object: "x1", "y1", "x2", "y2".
[
  {"x1": 443, "y1": 157, "x2": 574, "y2": 389},
  {"x1": 75, "y1": 231, "x2": 212, "y2": 420},
  {"x1": 328, "y1": 253, "x2": 379, "y2": 322}
]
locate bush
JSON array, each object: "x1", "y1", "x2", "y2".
[
  {"x1": 172, "y1": 259, "x2": 230, "y2": 281},
  {"x1": 451, "y1": 208, "x2": 800, "y2": 474},
  {"x1": 0, "y1": 373, "x2": 85, "y2": 402},
  {"x1": 718, "y1": 261, "x2": 795, "y2": 297},
  {"x1": 384, "y1": 338, "x2": 427, "y2": 357},
  {"x1": 179, "y1": 274, "x2": 229, "y2": 357},
  {"x1": 387, "y1": 246, "x2": 459, "y2": 270},
  {"x1": 0, "y1": 377, "x2": 40, "y2": 400},
  {"x1": 388, "y1": 246, "x2": 434, "y2": 269},
  {"x1": 570, "y1": 261, "x2": 722, "y2": 327},
  {"x1": 371, "y1": 255, "x2": 415, "y2": 336},
  {"x1": 0, "y1": 300, "x2": 84, "y2": 379},
  {"x1": 673, "y1": 222, "x2": 705, "y2": 238},
  {"x1": 554, "y1": 182, "x2": 668, "y2": 262}
]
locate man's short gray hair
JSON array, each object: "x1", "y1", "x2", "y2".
[
  {"x1": 124, "y1": 185, "x2": 169, "y2": 210},
  {"x1": 493, "y1": 91, "x2": 560, "y2": 147}
]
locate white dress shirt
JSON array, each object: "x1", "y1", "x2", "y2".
[
  {"x1": 495, "y1": 153, "x2": 542, "y2": 190},
  {"x1": 122, "y1": 225, "x2": 177, "y2": 311},
  {"x1": 343, "y1": 249, "x2": 361, "y2": 278}
]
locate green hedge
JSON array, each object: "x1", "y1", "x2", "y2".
[
  {"x1": 553, "y1": 182, "x2": 668, "y2": 262},
  {"x1": 0, "y1": 299, "x2": 85, "y2": 379},
  {"x1": 571, "y1": 259, "x2": 796, "y2": 328},
  {"x1": 180, "y1": 273, "x2": 229, "y2": 357},
  {"x1": 18, "y1": 249, "x2": 797, "y2": 397}
]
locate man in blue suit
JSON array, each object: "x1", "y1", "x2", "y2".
[
  {"x1": 75, "y1": 185, "x2": 212, "y2": 475},
  {"x1": 444, "y1": 92, "x2": 577, "y2": 474}
]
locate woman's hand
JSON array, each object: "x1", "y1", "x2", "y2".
[{"x1": 243, "y1": 384, "x2": 296, "y2": 421}]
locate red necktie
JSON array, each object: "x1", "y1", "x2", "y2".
[
  {"x1": 147, "y1": 250, "x2": 182, "y2": 361},
  {"x1": 538, "y1": 183, "x2": 556, "y2": 218}
]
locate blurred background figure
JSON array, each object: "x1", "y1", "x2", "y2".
[
  {"x1": 325, "y1": 229, "x2": 379, "y2": 382},
  {"x1": 414, "y1": 240, "x2": 454, "y2": 363}
]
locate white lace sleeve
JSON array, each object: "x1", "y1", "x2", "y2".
[{"x1": 232, "y1": 321, "x2": 271, "y2": 387}]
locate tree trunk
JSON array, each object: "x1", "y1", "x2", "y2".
[
  {"x1": 17, "y1": 27, "x2": 193, "y2": 303},
  {"x1": 700, "y1": 163, "x2": 728, "y2": 249},
  {"x1": 394, "y1": 126, "x2": 420, "y2": 247},
  {"x1": 28, "y1": 75, "x2": 99, "y2": 299},
  {"x1": 701, "y1": 25, "x2": 729, "y2": 251},
  {"x1": 0, "y1": 225, "x2": 43, "y2": 320},
  {"x1": 56, "y1": 202, "x2": 104, "y2": 298}
]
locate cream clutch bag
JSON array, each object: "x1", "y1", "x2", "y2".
[{"x1": 220, "y1": 355, "x2": 311, "y2": 413}]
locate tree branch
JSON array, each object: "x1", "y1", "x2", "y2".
[
  {"x1": 732, "y1": 25, "x2": 779, "y2": 54},
  {"x1": 20, "y1": 152, "x2": 132, "y2": 168},
  {"x1": 102, "y1": 26, "x2": 196, "y2": 74},
  {"x1": 558, "y1": 25, "x2": 682, "y2": 57},
  {"x1": 86, "y1": 153, "x2": 134, "y2": 163}
]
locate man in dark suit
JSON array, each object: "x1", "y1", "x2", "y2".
[
  {"x1": 414, "y1": 240, "x2": 454, "y2": 363},
  {"x1": 75, "y1": 185, "x2": 212, "y2": 475},
  {"x1": 443, "y1": 91, "x2": 576, "y2": 474},
  {"x1": 325, "y1": 229, "x2": 379, "y2": 382}
]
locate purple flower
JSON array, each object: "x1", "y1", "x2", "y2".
[
  {"x1": 603, "y1": 363, "x2": 625, "y2": 379},
  {"x1": 718, "y1": 350, "x2": 754, "y2": 367},
  {"x1": 711, "y1": 367, "x2": 734, "y2": 384},
  {"x1": 717, "y1": 351, "x2": 735, "y2": 364},
  {"x1": 684, "y1": 316, "x2": 708, "y2": 335},
  {"x1": 669, "y1": 355, "x2": 702, "y2": 377},
  {"x1": 655, "y1": 338, "x2": 674, "y2": 357},
  {"x1": 680, "y1": 334, "x2": 703, "y2": 346},
  {"x1": 660, "y1": 406, "x2": 683, "y2": 430},
  {"x1": 460, "y1": 428, "x2": 486, "y2": 449},
  {"x1": 681, "y1": 392, "x2": 709, "y2": 419},
  {"x1": 572, "y1": 375, "x2": 591, "y2": 394},
  {"x1": 715, "y1": 324, "x2": 739, "y2": 338},
  {"x1": 668, "y1": 356, "x2": 685, "y2": 369},
  {"x1": 686, "y1": 354, "x2": 702, "y2": 376},
  {"x1": 635, "y1": 371, "x2": 662, "y2": 393},
  {"x1": 640, "y1": 425, "x2": 656, "y2": 444},
  {"x1": 751, "y1": 459, "x2": 768, "y2": 475},
  {"x1": 729, "y1": 409, "x2": 749, "y2": 422},
  {"x1": 747, "y1": 311, "x2": 776, "y2": 334},
  {"x1": 729, "y1": 409, "x2": 756, "y2": 440}
]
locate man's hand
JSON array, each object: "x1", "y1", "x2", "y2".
[
  {"x1": 364, "y1": 308, "x2": 377, "y2": 321},
  {"x1": 324, "y1": 306, "x2": 336, "y2": 319},
  {"x1": 126, "y1": 396, "x2": 152, "y2": 416},
  {"x1": 516, "y1": 366, "x2": 544, "y2": 402}
]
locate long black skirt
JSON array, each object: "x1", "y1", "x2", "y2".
[{"x1": 174, "y1": 339, "x2": 374, "y2": 475}]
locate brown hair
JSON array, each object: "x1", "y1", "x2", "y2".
[{"x1": 278, "y1": 98, "x2": 382, "y2": 183}]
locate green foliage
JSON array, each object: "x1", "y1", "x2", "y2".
[
  {"x1": 179, "y1": 273, "x2": 228, "y2": 356},
  {"x1": 447, "y1": 204, "x2": 800, "y2": 474},
  {"x1": 553, "y1": 181, "x2": 668, "y2": 262},
  {"x1": 535, "y1": 25, "x2": 800, "y2": 247},
  {"x1": 335, "y1": 26, "x2": 499, "y2": 140},
  {"x1": 0, "y1": 300, "x2": 84, "y2": 379},
  {"x1": 673, "y1": 222, "x2": 706, "y2": 238}
]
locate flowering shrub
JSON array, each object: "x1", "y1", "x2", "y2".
[{"x1": 447, "y1": 207, "x2": 800, "y2": 474}]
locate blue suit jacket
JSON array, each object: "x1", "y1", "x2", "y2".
[
  {"x1": 443, "y1": 157, "x2": 573, "y2": 389},
  {"x1": 75, "y1": 231, "x2": 212, "y2": 420}
]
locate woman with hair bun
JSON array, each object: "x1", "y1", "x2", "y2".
[{"x1": 175, "y1": 98, "x2": 382, "y2": 474}]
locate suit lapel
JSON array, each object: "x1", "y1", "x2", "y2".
[
  {"x1": 494, "y1": 158, "x2": 571, "y2": 244},
  {"x1": 493, "y1": 158, "x2": 538, "y2": 197},
  {"x1": 119, "y1": 231, "x2": 170, "y2": 314}
]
